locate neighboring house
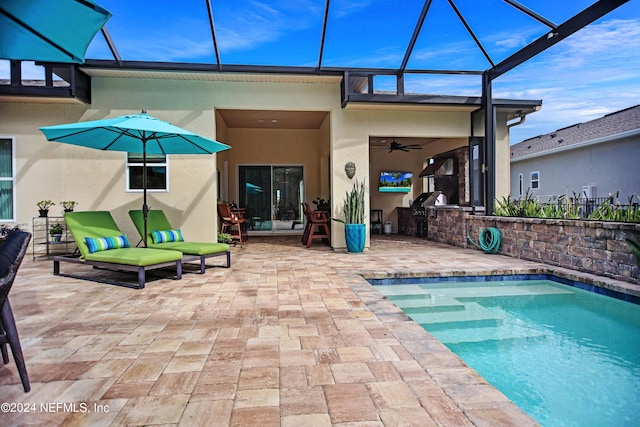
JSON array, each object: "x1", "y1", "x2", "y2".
[{"x1": 510, "y1": 105, "x2": 640, "y2": 202}]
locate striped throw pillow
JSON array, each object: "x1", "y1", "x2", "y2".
[
  {"x1": 151, "y1": 229, "x2": 184, "y2": 244},
  {"x1": 85, "y1": 235, "x2": 131, "y2": 253}
]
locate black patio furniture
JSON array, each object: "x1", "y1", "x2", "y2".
[{"x1": 0, "y1": 229, "x2": 32, "y2": 392}]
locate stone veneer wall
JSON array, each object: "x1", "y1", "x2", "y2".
[{"x1": 426, "y1": 206, "x2": 640, "y2": 284}]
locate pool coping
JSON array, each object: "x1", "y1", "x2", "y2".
[{"x1": 360, "y1": 265, "x2": 640, "y2": 302}]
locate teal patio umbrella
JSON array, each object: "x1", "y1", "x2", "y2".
[
  {"x1": 39, "y1": 111, "x2": 231, "y2": 246},
  {"x1": 0, "y1": 0, "x2": 111, "y2": 63}
]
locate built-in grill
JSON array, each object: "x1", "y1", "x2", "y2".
[{"x1": 411, "y1": 191, "x2": 441, "y2": 237}]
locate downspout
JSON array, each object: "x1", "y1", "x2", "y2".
[{"x1": 507, "y1": 113, "x2": 527, "y2": 129}]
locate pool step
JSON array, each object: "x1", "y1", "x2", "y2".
[
  {"x1": 429, "y1": 323, "x2": 547, "y2": 344},
  {"x1": 375, "y1": 282, "x2": 574, "y2": 341},
  {"x1": 376, "y1": 284, "x2": 427, "y2": 296},
  {"x1": 389, "y1": 295, "x2": 466, "y2": 314},
  {"x1": 409, "y1": 302, "x2": 503, "y2": 330}
]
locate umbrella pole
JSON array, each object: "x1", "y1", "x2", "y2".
[{"x1": 142, "y1": 140, "x2": 148, "y2": 247}]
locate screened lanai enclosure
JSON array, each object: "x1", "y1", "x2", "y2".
[{"x1": 0, "y1": 0, "x2": 630, "y2": 219}]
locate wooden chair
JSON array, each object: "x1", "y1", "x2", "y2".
[
  {"x1": 218, "y1": 203, "x2": 247, "y2": 246},
  {"x1": 301, "y1": 202, "x2": 330, "y2": 248}
]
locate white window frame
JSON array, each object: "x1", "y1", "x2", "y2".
[
  {"x1": 530, "y1": 171, "x2": 540, "y2": 190},
  {"x1": 0, "y1": 136, "x2": 16, "y2": 222},
  {"x1": 125, "y1": 153, "x2": 169, "y2": 193}
]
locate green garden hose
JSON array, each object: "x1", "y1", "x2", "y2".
[{"x1": 467, "y1": 227, "x2": 501, "y2": 254}]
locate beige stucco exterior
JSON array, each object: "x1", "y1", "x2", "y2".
[{"x1": 0, "y1": 72, "x2": 514, "y2": 251}]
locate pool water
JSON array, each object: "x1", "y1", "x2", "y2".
[{"x1": 373, "y1": 277, "x2": 640, "y2": 427}]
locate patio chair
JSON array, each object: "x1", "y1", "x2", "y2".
[
  {"x1": 301, "y1": 202, "x2": 330, "y2": 248},
  {"x1": 128, "y1": 209, "x2": 231, "y2": 273},
  {"x1": 54, "y1": 211, "x2": 183, "y2": 289},
  {"x1": 0, "y1": 230, "x2": 32, "y2": 392},
  {"x1": 217, "y1": 203, "x2": 247, "y2": 246}
]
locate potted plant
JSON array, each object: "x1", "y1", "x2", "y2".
[
  {"x1": 218, "y1": 232, "x2": 233, "y2": 244},
  {"x1": 37, "y1": 200, "x2": 55, "y2": 217},
  {"x1": 60, "y1": 201, "x2": 78, "y2": 212},
  {"x1": 333, "y1": 179, "x2": 366, "y2": 253},
  {"x1": 49, "y1": 222, "x2": 64, "y2": 243},
  {"x1": 312, "y1": 197, "x2": 330, "y2": 213}
]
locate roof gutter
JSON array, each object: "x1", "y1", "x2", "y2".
[
  {"x1": 511, "y1": 128, "x2": 640, "y2": 162},
  {"x1": 507, "y1": 113, "x2": 526, "y2": 128}
]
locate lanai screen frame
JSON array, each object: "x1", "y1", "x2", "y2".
[{"x1": 11, "y1": 0, "x2": 629, "y2": 213}]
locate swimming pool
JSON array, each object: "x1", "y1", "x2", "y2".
[{"x1": 370, "y1": 275, "x2": 640, "y2": 427}]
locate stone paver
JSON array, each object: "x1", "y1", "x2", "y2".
[{"x1": 1, "y1": 233, "x2": 613, "y2": 425}]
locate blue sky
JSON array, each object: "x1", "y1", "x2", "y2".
[{"x1": 4, "y1": 0, "x2": 638, "y2": 143}]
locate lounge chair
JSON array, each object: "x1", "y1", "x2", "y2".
[
  {"x1": 128, "y1": 210, "x2": 230, "y2": 273},
  {"x1": 54, "y1": 211, "x2": 183, "y2": 289}
]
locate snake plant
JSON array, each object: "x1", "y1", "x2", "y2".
[{"x1": 333, "y1": 179, "x2": 366, "y2": 224}]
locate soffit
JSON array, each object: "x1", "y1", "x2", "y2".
[
  {"x1": 217, "y1": 109, "x2": 328, "y2": 130},
  {"x1": 0, "y1": 94, "x2": 85, "y2": 104},
  {"x1": 345, "y1": 103, "x2": 478, "y2": 113},
  {"x1": 81, "y1": 68, "x2": 342, "y2": 84}
]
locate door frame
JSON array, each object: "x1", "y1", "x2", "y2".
[{"x1": 236, "y1": 163, "x2": 306, "y2": 235}]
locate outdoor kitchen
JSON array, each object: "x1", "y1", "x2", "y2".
[{"x1": 397, "y1": 146, "x2": 470, "y2": 236}]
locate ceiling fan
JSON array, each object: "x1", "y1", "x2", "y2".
[{"x1": 386, "y1": 140, "x2": 422, "y2": 152}]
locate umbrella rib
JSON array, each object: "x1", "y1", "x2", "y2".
[
  {"x1": 151, "y1": 135, "x2": 168, "y2": 155},
  {"x1": 0, "y1": 7, "x2": 79, "y2": 62},
  {"x1": 101, "y1": 129, "x2": 131, "y2": 151},
  {"x1": 44, "y1": 126, "x2": 137, "y2": 149},
  {"x1": 42, "y1": 127, "x2": 99, "y2": 141},
  {"x1": 175, "y1": 134, "x2": 212, "y2": 153}
]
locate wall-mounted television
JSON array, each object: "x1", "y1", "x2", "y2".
[{"x1": 379, "y1": 171, "x2": 413, "y2": 193}]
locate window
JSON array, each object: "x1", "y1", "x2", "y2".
[
  {"x1": 126, "y1": 153, "x2": 168, "y2": 191},
  {"x1": 518, "y1": 173, "x2": 523, "y2": 197},
  {"x1": 0, "y1": 137, "x2": 15, "y2": 221},
  {"x1": 530, "y1": 171, "x2": 539, "y2": 190}
]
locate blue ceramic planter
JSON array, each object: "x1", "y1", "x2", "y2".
[{"x1": 345, "y1": 223, "x2": 366, "y2": 253}]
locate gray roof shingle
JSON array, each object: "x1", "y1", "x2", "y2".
[{"x1": 511, "y1": 105, "x2": 640, "y2": 159}]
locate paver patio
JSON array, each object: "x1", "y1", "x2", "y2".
[{"x1": 2, "y1": 233, "x2": 624, "y2": 426}]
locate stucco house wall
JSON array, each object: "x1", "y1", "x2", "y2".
[
  {"x1": 511, "y1": 134, "x2": 640, "y2": 201},
  {"x1": 1, "y1": 73, "x2": 514, "y2": 251},
  {"x1": 510, "y1": 105, "x2": 640, "y2": 203}
]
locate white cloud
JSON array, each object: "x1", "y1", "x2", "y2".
[{"x1": 497, "y1": 18, "x2": 640, "y2": 143}]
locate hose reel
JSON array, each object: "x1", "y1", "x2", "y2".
[{"x1": 467, "y1": 227, "x2": 501, "y2": 254}]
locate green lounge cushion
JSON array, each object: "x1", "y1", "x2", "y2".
[
  {"x1": 84, "y1": 247, "x2": 182, "y2": 267},
  {"x1": 148, "y1": 241, "x2": 230, "y2": 255},
  {"x1": 129, "y1": 209, "x2": 230, "y2": 254},
  {"x1": 64, "y1": 211, "x2": 183, "y2": 265}
]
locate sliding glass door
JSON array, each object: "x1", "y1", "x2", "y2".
[{"x1": 238, "y1": 165, "x2": 304, "y2": 233}]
